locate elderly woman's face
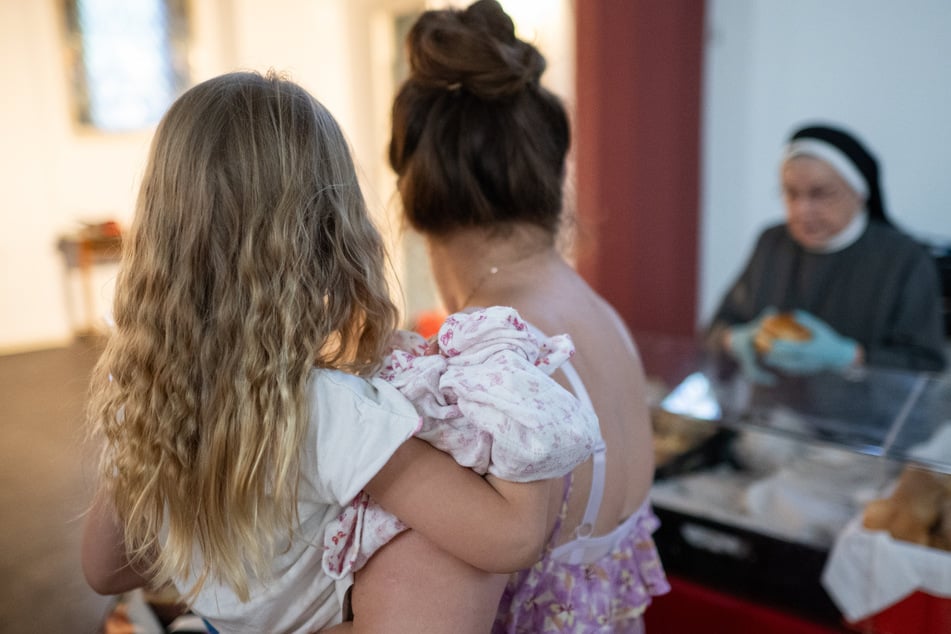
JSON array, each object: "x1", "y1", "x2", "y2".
[{"x1": 781, "y1": 156, "x2": 863, "y2": 250}]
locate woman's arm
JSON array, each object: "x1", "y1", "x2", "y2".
[
  {"x1": 348, "y1": 530, "x2": 508, "y2": 634},
  {"x1": 365, "y1": 437, "x2": 556, "y2": 573},
  {"x1": 81, "y1": 490, "x2": 151, "y2": 595}
]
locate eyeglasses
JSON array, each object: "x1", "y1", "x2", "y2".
[{"x1": 781, "y1": 185, "x2": 846, "y2": 205}]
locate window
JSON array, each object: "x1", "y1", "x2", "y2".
[{"x1": 62, "y1": 0, "x2": 190, "y2": 132}]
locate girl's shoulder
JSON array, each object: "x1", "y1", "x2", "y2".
[
  {"x1": 303, "y1": 368, "x2": 422, "y2": 505},
  {"x1": 308, "y1": 367, "x2": 422, "y2": 421}
]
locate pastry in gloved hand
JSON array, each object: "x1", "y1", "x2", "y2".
[
  {"x1": 753, "y1": 312, "x2": 812, "y2": 355},
  {"x1": 726, "y1": 307, "x2": 778, "y2": 385},
  {"x1": 764, "y1": 310, "x2": 860, "y2": 374}
]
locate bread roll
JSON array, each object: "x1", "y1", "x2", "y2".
[
  {"x1": 888, "y1": 512, "x2": 932, "y2": 546},
  {"x1": 862, "y1": 466, "x2": 950, "y2": 549},
  {"x1": 932, "y1": 496, "x2": 951, "y2": 551},
  {"x1": 892, "y1": 467, "x2": 943, "y2": 526},
  {"x1": 861, "y1": 498, "x2": 895, "y2": 531},
  {"x1": 754, "y1": 313, "x2": 812, "y2": 355}
]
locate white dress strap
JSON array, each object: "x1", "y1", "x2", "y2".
[
  {"x1": 526, "y1": 320, "x2": 608, "y2": 563},
  {"x1": 558, "y1": 361, "x2": 607, "y2": 564},
  {"x1": 558, "y1": 361, "x2": 594, "y2": 410}
]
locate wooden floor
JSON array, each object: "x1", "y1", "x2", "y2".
[{"x1": 0, "y1": 340, "x2": 113, "y2": 633}]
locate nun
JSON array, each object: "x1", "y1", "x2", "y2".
[{"x1": 708, "y1": 123, "x2": 946, "y2": 382}]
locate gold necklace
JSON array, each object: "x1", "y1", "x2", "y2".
[{"x1": 459, "y1": 245, "x2": 551, "y2": 309}]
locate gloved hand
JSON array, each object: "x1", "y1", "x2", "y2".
[
  {"x1": 763, "y1": 310, "x2": 859, "y2": 374},
  {"x1": 726, "y1": 308, "x2": 777, "y2": 385}
]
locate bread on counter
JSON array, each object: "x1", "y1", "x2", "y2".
[
  {"x1": 651, "y1": 407, "x2": 718, "y2": 468},
  {"x1": 862, "y1": 466, "x2": 951, "y2": 550}
]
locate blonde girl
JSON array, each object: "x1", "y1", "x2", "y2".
[{"x1": 81, "y1": 71, "x2": 575, "y2": 633}]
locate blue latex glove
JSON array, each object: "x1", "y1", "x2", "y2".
[
  {"x1": 726, "y1": 308, "x2": 777, "y2": 385},
  {"x1": 764, "y1": 310, "x2": 859, "y2": 374}
]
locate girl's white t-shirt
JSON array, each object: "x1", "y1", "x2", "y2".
[{"x1": 177, "y1": 369, "x2": 422, "y2": 633}]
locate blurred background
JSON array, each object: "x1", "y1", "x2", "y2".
[
  {"x1": 0, "y1": 0, "x2": 575, "y2": 352},
  {"x1": 1, "y1": 1, "x2": 950, "y2": 632},
  {"x1": 2, "y1": 0, "x2": 949, "y2": 353}
]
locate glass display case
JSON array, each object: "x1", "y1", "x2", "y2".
[
  {"x1": 635, "y1": 331, "x2": 951, "y2": 630},
  {"x1": 637, "y1": 331, "x2": 951, "y2": 476}
]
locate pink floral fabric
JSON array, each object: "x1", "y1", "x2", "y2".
[
  {"x1": 322, "y1": 306, "x2": 601, "y2": 579},
  {"x1": 493, "y1": 482, "x2": 670, "y2": 633}
]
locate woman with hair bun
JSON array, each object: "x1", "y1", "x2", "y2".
[{"x1": 347, "y1": 2, "x2": 670, "y2": 632}]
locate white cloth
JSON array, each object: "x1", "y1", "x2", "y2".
[
  {"x1": 322, "y1": 306, "x2": 601, "y2": 578},
  {"x1": 822, "y1": 426, "x2": 951, "y2": 622},
  {"x1": 178, "y1": 370, "x2": 422, "y2": 634},
  {"x1": 810, "y1": 208, "x2": 868, "y2": 254},
  {"x1": 742, "y1": 446, "x2": 894, "y2": 545},
  {"x1": 822, "y1": 516, "x2": 951, "y2": 622}
]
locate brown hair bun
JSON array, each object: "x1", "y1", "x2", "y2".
[
  {"x1": 407, "y1": 0, "x2": 545, "y2": 99},
  {"x1": 754, "y1": 313, "x2": 812, "y2": 355},
  {"x1": 389, "y1": 0, "x2": 570, "y2": 236}
]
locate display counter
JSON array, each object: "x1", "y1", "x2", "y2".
[{"x1": 635, "y1": 331, "x2": 951, "y2": 633}]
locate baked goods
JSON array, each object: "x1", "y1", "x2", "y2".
[
  {"x1": 651, "y1": 407, "x2": 718, "y2": 468},
  {"x1": 753, "y1": 312, "x2": 812, "y2": 355},
  {"x1": 861, "y1": 466, "x2": 951, "y2": 550}
]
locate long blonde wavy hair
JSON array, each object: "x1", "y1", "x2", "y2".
[{"x1": 87, "y1": 71, "x2": 398, "y2": 602}]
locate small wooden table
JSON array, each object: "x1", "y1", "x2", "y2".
[{"x1": 56, "y1": 233, "x2": 122, "y2": 337}]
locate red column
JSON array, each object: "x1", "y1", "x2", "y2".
[{"x1": 574, "y1": 1, "x2": 705, "y2": 336}]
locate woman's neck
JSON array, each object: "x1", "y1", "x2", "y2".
[{"x1": 425, "y1": 224, "x2": 559, "y2": 313}]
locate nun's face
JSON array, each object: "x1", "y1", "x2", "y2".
[{"x1": 781, "y1": 156, "x2": 864, "y2": 250}]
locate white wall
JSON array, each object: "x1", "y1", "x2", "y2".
[
  {"x1": 700, "y1": 0, "x2": 951, "y2": 325},
  {"x1": 0, "y1": 0, "x2": 227, "y2": 352},
  {"x1": 0, "y1": 0, "x2": 573, "y2": 353},
  {"x1": 0, "y1": 0, "x2": 396, "y2": 353},
  {"x1": 0, "y1": 0, "x2": 130, "y2": 352},
  {"x1": 5, "y1": 1, "x2": 946, "y2": 352}
]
